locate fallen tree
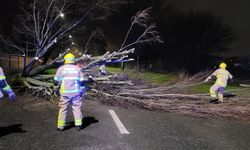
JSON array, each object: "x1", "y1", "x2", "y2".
[
  {"x1": 2, "y1": 1, "x2": 250, "y2": 122},
  {"x1": 87, "y1": 71, "x2": 250, "y2": 122}
]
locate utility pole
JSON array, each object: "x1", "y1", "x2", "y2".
[{"x1": 24, "y1": 41, "x2": 28, "y2": 69}]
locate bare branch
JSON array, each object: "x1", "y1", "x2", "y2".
[
  {"x1": 0, "y1": 35, "x2": 25, "y2": 55},
  {"x1": 118, "y1": 7, "x2": 163, "y2": 52}
]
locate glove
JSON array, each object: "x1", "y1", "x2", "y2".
[
  {"x1": 8, "y1": 91, "x2": 16, "y2": 101},
  {"x1": 204, "y1": 76, "x2": 211, "y2": 82},
  {"x1": 85, "y1": 86, "x2": 92, "y2": 92},
  {"x1": 53, "y1": 89, "x2": 60, "y2": 96},
  {"x1": 88, "y1": 75, "x2": 94, "y2": 82}
]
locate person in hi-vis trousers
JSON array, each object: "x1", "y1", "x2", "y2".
[
  {"x1": 0, "y1": 66, "x2": 16, "y2": 106},
  {"x1": 54, "y1": 53, "x2": 85, "y2": 131},
  {"x1": 205, "y1": 63, "x2": 233, "y2": 104}
]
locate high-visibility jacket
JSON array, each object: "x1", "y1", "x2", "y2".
[
  {"x1": 211, "y1": 68, "x2": 233, "y2": 87},
  {"x1": 54, "y1": 64, "x2": 84, "y2": 96},
  {"x1": 0, "y1": 67, "x2": 12, "y2": 93}
]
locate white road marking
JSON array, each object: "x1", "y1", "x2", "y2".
[{"x1": 109, "y1": 109, "x2": 130, "y2": 134}]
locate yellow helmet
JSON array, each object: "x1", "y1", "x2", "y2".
[
  {"x1": 64, "y1": 53, "x2": 75, "y2": 64},
  {"x1": 219, "y1": 62, "x2": 227, "y2": 69}
]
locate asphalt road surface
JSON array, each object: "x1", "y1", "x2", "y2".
[{"x1": 0, "y1": 96, "x2": 250, "y2": 150}]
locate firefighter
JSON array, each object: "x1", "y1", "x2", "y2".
[
  {"x1": 0, "y1": 66, "x2": 16, "y2": 106},
  {"x1": 205, "y1": 62, "x2": 233, "y2": 103},
  {"x1": 54, "y1": 53, "x2": 86, "y2": 131}
]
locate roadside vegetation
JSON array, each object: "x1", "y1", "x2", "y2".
[
  {"x1": 107, "y1": 67, "x2": 177, "y2": 84},
  {"x1": 107, "y1": 66, "x2": 242, "y2": 94}
]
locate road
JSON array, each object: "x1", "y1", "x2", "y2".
[{"x1": 0, "y1": 96, "x2": 250, "y2": 150}]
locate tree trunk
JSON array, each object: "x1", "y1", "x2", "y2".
[{"x1": 22, "y1": 59, "x2": 37, "y2": 77}]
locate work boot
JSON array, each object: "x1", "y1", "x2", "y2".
[
  {"x1": 212, "y1": 100, "x2": 223, "y2": 104},
  {"x1": 57, "y1": 126, "x2": 65, "y2": 131},
  {"x1": 218, "y1": 100, "x2": 223, "y2": 104},
  {"x1": 75, "y1": 126, "x2": 82, "y2": 131},
  {"x1": 209, "y1": 99, "x2": 218, "y2": 104},
  {"x1": 214, "y1": 101, "x2": 222, "y2": 104}
]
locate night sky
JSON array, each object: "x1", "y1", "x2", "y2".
[
  {"x1": 0, "y1": 0, "x2": 19, "y2": 33},
  {"x1": 167, "y1": 0, "x2": 250, "y2": 57},
  {"x1": 0, "y1": 0, "x2": 249, "y2": 57}
]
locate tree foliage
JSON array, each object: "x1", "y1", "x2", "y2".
[{"x1": 155, "y1": 4, "x2": 235, "y2": 71}]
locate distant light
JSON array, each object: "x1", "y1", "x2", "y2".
[
  {"x1": 69, "y1": 35, "x2": 72, "y2": 38},
  {"x1": 54, "y1": 38, "x2": 57, "y2": 43},
  {"x1": 67, "y1": 48, "x2": 70, "y2": 51},
  {"x1": 60, "y1": 13, "x2": 64, "y2": 18},
  {"x1": 72, "y1": 42, "x2": 75, "y2": 45},
  {"x1": 79, "y1": 52, "x2": 82, "y2": 55}
]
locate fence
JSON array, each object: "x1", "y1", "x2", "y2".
[{"x1": 0, "y1": 54, "x2": 31, "y2": 74}]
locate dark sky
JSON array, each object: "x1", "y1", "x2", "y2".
[
  {"x1": 0, "y1": 0, "x2": 249, "y2": 57},
  {"x1": 0, "y1": 0, "x2": 19, "y2": 33},
  {"x1": 163, "y1": 0, "x2": 250, "y2": 57}
]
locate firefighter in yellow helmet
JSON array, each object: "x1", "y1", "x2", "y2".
[
  {"x1": 54, "y1": 53, "x2": 86, "y2": 131},
  {"x1": 205, "y1": 62, "x2": 233, "y2": 103}
]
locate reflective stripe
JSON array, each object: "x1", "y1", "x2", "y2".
[
  {"x1": 62, "y1": 89, "x2": 81, "y2": 93},
  {"x1": 60, "y1": 81, "x2": 66, "y2": 93},
  {"x1": 65, "y1": 58, "x2": 75, "y2": 61},
  {"x1": 54, "y1": 77, "x2": 61, "y2": 81},
  {"x1": 218, "y1": 93, "x2": 223, "y2": 102},
  {"x1": 63, "y1": 77, "x2": 81, "y2": 80},
  {"x1": 57, "y1": 120, "x2": 65, "y2": 127},
  {"x1": 75, "y1": 119, "x2": 82, "y2": 126},
  {"x1": 64, "y1": 67, "x2": 77, "y2": 70},
  {"x1": 3, "y1": 85, "x2": 10, "y2": 91},
  {"x1": 210, "y1": 88, "x2": 217, "y2": 98},
  {"x1": 0, "y1": 76, "x2": 6, "y2": 80},
  {"x1": 62, "y1": 70, "x2": 78, "y2": 74},
  {"x1": 55, "y1": 77, "x2": 83, "y2": 81}
]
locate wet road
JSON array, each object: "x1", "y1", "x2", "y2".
[{"x1": 0, "y1": 97, "x2": 250, "y2": 150}]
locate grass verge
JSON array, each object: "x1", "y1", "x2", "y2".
[{"x1": 107, "y1": 67, "x2": 176, "y2": 85}]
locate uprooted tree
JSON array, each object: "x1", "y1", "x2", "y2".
[{"x1": 0, "y1": 0, "x2": 163, "y2": 100}]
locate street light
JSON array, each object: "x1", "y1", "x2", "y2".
[
  {"x1": 54, "y1": 38, "x2": 57, "y2": 43},
  {"x1": 60, "y1": 12, "x2": 64, "y2": 18}
]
